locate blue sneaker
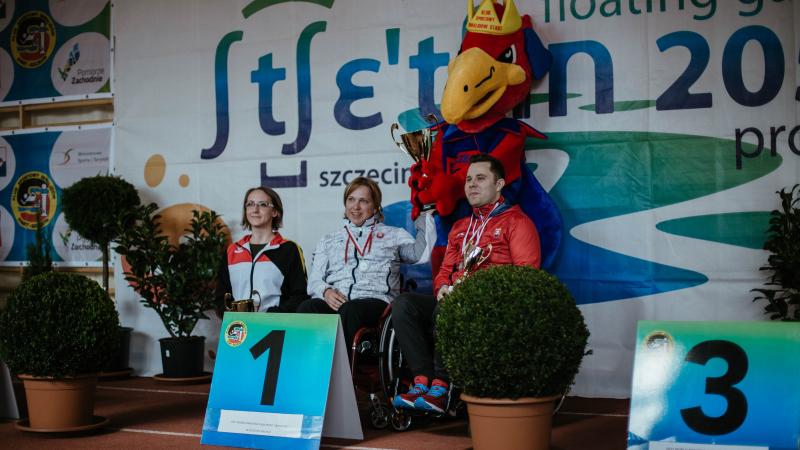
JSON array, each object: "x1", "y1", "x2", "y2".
[
  {"x1": 393, "y1": 383, "x2": 428, "y2": 409},
  {"x1": 414, "y1": 380, "x2": 449, "y2": 413}
]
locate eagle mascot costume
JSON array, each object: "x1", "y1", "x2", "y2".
[{"x1": 409, "y1": 0, "x2": 562, "y2": 274}]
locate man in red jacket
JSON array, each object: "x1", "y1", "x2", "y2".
[{"x1": 392, "y1": 153, "x2": 541, "y2": 413}]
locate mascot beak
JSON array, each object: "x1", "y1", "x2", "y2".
[{"x1": 441, "y1": 47, "x2": 527, "y2": 125}]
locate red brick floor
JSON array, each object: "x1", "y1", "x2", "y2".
[{"x1": 1, "y1": 377, "x2": 629, "y2": 449}]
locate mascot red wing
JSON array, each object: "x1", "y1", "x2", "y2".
[{"x1": 409, "y1": 0, "x2": 563, "y2": 274}]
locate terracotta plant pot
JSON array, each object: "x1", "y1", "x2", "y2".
[
  {"x1": 18, "y1": 373, "x2": 97, "y2": 430},
  {"x1": 461, "y1": 393, "x2": 560, "y2": 450}
]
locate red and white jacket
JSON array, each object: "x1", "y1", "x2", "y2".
[
  {"x1": 435, "y1": 201, "x2": 540, "y2": 294},
  {"x1": 215, "y1": 233, "x2": 308, "y2": 312}
]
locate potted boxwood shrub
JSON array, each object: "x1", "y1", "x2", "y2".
[
  {"x1": 752, "y1": 184, "x2": 799, "y2": 321},
  {"x1": 61, "y1": 175, "x2": 141, "y2": 292},
  {"x1": 114, "y1": 202, "x2": 227, "y2": 379},
  {"x1": 437, "y1": 265, "x2": 590, "y2": 450},
  {"x1": 61, "y1": 175, "x2": 141, "y2": 374},
  {"x1": 0, "y1": 272, "x2": 120, "y2": 431}
]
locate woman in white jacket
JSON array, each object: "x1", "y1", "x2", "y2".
[{"x1": 298, "y1": 177, "x2": 434, "y2": 352}]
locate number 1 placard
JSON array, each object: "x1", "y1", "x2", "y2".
[
  {"x1": 1, "y1": 361, "x2": 19, "y2": 419},
  {"x1": 627, "y1": 321, "x2": 800, "y2": 450},
  {"x1": 201, "y1": 313, "x2": 362, "y2": 449}
]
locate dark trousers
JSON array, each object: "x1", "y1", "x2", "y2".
[
  {"x1": 391, "y1": 292, "x2": 448, "y2": 382},
  {"x1": 296, "y1": 297, "x2": 387, "y2": 352}
]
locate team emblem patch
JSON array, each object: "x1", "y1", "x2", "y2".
[
  {"x1": 643, "y1": 330, "x2": 674, "y2": 353},
  {"x1": 11, "y1": 171, "x2": 57, "y2": 230},
  {"x1": 224, "y1": 321, "x2": 248, "y2": 347},
  {"x1": 11, "y1": 11, "x2": 56, "y2": 69}
]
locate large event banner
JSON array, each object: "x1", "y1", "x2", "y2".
[
  {"x1": 113, "y1": 0, "x2": 800, "y2": 396},
  {"x1": 0, "y1": 125, "x2": 110, "y2": 266},
  {"x1": 0, "y1": 0, "x2": 112, "y2": 104}
]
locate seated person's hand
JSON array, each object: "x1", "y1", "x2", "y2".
[
  {"x1": 436, "y1": 285, "x2": 451, "y2": 302},
  {"x1": 323, "y1": 287, "x2": 347, "y2": 311}
]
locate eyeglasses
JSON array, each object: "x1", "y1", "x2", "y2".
[{"x1": 245, "y1": 201, "x2": 273, "y2": 209}]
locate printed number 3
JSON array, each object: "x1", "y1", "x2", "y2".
[
  {"x1": 250, "y1": 330, "x2": 286, "y2": 406},
  {"x1": 680, "y1": 340, "x2": 748, "y2": 435}
]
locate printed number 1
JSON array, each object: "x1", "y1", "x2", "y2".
[
  {"x1": 249, "y1": 330, "x2": 286, "y2": 406},
  {"x1": 680, "y1": 340, "x2": 749, "y2": 435}
]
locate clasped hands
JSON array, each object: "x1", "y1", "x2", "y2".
[{"x1": 323, "y1": 287, "x2": 347, "y2": 311}]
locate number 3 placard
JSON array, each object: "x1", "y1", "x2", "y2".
[
  {"x1": 202, "y1": 313, "x2": 362, "y2": 449},
  {"x1": 627, "y1": 321, "x2": 800, "y2": 450}
]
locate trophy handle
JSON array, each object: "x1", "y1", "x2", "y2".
[
  {"x1": 390, "y1": 123, "x2": 402, "y2": 147},
  {"x1": 224, "y1": 293, "x2": 233, "y2": 311},
  {"x1": 476, "y1": 244, "x2": 493, "y2": 267},
  {"x1": 390, "y1": 123, "x2": 412, "y2": 159},
  {"x1": 250, "y1": 290, "x2": 262, "y2": 311}
]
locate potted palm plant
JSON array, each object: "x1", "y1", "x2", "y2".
[
  {"x1": 114, "y1": 202, "x2": 227, "y2": 379},
  {"x1": 0, "y1": 272, "x2": 120, "y2": 431},
  {"x1": 752, "y1": 184, "x2": 799, "y2": 321},
  {"x1": 437, "y1": 265, "x2": 590, "y2": 450},
  {"x1": 61, "y1": 175, "x2": 141, "y2": 374}
]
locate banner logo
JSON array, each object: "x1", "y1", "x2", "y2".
[
  {"x1": 11, "y1": 11, "x2": 56, "y2": 69},
  {"x1": 11, "y1": 171, "x2": 57, "y2": 230},
  {"x1": 57, "y1": 43, "x2": 80, "y2": 81},
  {"x1": 225, "y1": 320, "x2": 248, "y2": 347},
  {"x1": 56, "y1": 148, "x2": 74, "y2": 166}
]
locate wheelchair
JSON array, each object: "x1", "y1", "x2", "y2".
[
  {"x1": 347, "y1": 277, "x2": 568, "y2": 431},
  {"x1": 350, "y1": 305, "x2": 464, "y2": 431}
]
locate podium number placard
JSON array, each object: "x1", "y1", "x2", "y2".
[
  {"x1": 627, "y1": 321, "x2": 800, "y2": 450},
  {"x1": 1, "y1": 361, "x2": 18, "y2": 420},
  {"x1": 201, "y1": 313, "x2": 361, "y2": 449}
]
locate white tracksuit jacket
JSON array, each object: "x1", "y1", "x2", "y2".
[{"x1": 307, "y1": 213, "x2": 435, "y2": 303}]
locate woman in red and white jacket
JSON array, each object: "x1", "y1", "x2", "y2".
[{"x1": 215, "y1": 186, "x2": 308, "y2": 313}]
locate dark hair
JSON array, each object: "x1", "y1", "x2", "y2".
[
  {"x1": 241, "y1": 186, "x2": 284, "y2": 230},
  {"x1": 469, "y1": 153, "x2": 506, "y2": 181},
  {"x1": 343, "y1": 177, "x2": 383, "y2": 222}
]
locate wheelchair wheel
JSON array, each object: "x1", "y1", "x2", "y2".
[
  {"x1": 390, "y1": 409, "x2": 412, "y2": 432},
  {"x1": 369, "y1": 403, "x2": 390, "y2": 429},
  {"x1": 378, "y1": 313, "x2": 408, "y2": 400}
]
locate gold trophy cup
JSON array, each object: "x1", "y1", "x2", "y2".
[
  {"x1": 392, "y1": 114, "x2": 439, "y2": 212},
  {"x1": 390, "y1": 124, "x2": 433, "y2": 163},
  {"x1": 390, "y1": 113, "x2": 439, "y2": 162},
  {"x1": 224, "y1": 290, "x2": 262, "y2": 313}
]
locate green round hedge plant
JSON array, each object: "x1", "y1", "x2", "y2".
[
  {"x1": 0, "y1": 272, "x2": 121, "y2": 378},
  {"x1": 437, "y1": 265, "x2": 589, "y2": 399},
  {"x1": 61, "y1": 175, "x2": 141, "y2": 291}
]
